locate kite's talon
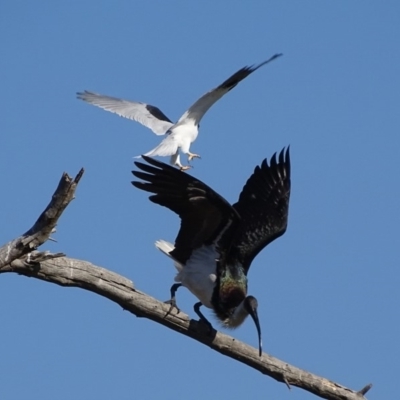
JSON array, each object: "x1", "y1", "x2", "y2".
[{"x1": 187, "y1": 152, "x2": 201, "y2": 162}]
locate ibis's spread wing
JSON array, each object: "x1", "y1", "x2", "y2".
[
  {"x1": 229, "y1": 147, "x2": 291, "y2": 272},
  {"x1": 132, "y1": 156, "x2": 239, "y2": 264}
]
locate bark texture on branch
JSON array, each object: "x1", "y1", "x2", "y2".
[
  {"x1": 0, "y1": 255, "x2": 371, "y2": 400},
  {"x1": 0, "y1": 169, "x2": 372, "y2": 400},
  {"x1": 0, "y1": 169, "x2": 83, "y2": 268}
]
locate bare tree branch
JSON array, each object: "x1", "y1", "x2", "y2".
[
  {"x1": 0, "y1": 254, "x2": 372, "y2": 400},
  {"x1": 0, "y1": 168, "x2": 83, "y2": 268},
  {"x1": 0, "y1": 169, "x2": 372, "y2": 400}
]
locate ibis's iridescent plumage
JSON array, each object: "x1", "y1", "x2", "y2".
[
  {"x1": 78, "y1": 53, "x2": 282, "y2": 169},
  {"x1": 132, "y1": 148, "x2": 291, "y2": 356}
]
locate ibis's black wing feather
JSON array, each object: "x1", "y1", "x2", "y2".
[
  {"x1": 132, "y1": 156, "x2": 239, "y2": 265},
  {"x1": 228, "y1": 147, "x2": 291, "y2": 273}
]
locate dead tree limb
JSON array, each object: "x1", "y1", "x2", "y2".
[
  {"x1": 0, "y1": 168, "x2": 83, "y2": 268},
  {"x1": 0, "y1": 170, "x2": 372, "y2": 400}
]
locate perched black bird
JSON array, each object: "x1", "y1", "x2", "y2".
[{"x1": 132, "y1": 148, "x2": 291, "y2": 356}]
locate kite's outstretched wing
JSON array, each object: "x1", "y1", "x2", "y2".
[
  {"x1": 77, "y1": 90, "x2": 173, "y2": 135},
  {"x1": 177, "y1": 54, "x2": 282, "y2": 126}
]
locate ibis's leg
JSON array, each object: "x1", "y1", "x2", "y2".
[
  {"x1": 164, "y1": 283, "x2": 182, "y2": 313},
  {"x1": 194, "y1": 302, "x2": 213, "y2": 332}
]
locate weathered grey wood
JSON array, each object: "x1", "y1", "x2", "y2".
[
  {"x1": 0, "y1": 169, "x2": 83, "y2": 268},
  {"x1": 0, "y1": 253, "x2": 371, "y2": 400},
  {"x1": 0, "y1": 169, "x2": 372, "y2": 400}
]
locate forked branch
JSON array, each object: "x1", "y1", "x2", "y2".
[{"x1": 0, "y1": 168, "x2": 83, "y2": 268}]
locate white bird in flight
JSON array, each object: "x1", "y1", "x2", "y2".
[{"x1": 77, "y1": 53, "x2": 282, "y2": 170}]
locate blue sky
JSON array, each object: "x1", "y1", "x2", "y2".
[{"x1": 1, "y1": 2, "x2": 399, "y2": 399}]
